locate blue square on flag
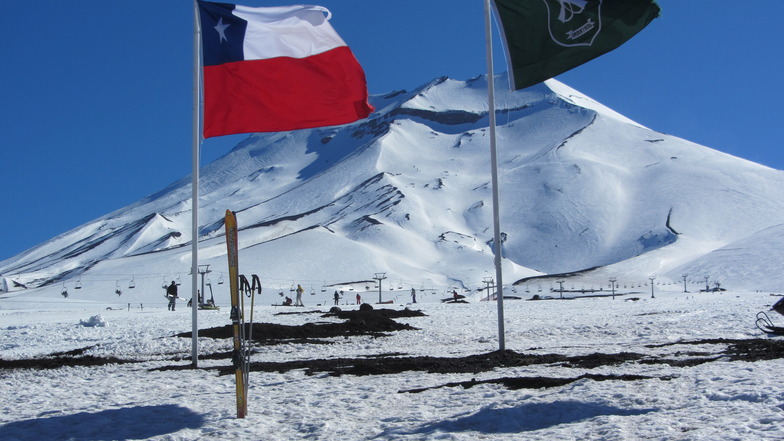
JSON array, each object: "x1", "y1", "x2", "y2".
[{"x1": 199, "y1": 2, "x2": 248, "y2": 66}]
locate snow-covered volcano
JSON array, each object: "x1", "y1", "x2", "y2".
[{"x1": 3, "y1": 74, "x2": 784, "y2": 306}]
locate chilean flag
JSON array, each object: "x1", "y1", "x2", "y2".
[{"x1": 198, "y1": 1, "x2": 374, "y2": 138}]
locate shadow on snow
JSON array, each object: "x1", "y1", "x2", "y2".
[
  {"x1": 0, "y1": 404, "x2": 205, "y2": 441},
  {"x1": 394, "y1": 401, "x2": 657, "y2": 435}
]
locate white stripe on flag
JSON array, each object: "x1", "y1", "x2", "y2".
[{"x1": 233, "y1": 5, "x2": 346, "y2": 61}]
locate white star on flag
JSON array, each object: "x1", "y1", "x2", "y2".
[{"x1": 214, "y1": 17, "x2": 230, "y2": 43}]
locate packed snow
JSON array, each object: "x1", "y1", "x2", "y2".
[{"x1": 1, "y1": 289, "x2": 783, "y2": 440}]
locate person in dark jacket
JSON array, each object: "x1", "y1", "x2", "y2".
[{"x1": 166, "y1": 281, "x2": 178, "y2": 311}]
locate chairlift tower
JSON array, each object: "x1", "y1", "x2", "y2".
[
  {"x1": 609, "y1": 277, "x2": 617, "y2": 300},
  {"x1": 197, "y1": 264, "x2": 212, "y2": 305},
  {"x1": 483, "y1": 276, "x2": 494, "y2": 300},
  {"x1": 649, "y1": 275, "x2": 657, "y2": 298},
  {"x1": 556, "y1": 280, "x2": 565, "y2": 298},
  {"x1": 682, "y1": 274, "x2": 689, "y2": 293},
  {"x1": 374, "y1": 272, "x2": 386, "y2": 303}
]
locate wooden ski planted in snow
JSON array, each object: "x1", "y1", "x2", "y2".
[{"x1": 224, "y1": 210, "x2": 248, "y2": 418}]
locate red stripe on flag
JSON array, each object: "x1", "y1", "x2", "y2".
[{"x1": 203, "y1": 46, "x2": 373, "y2": 138}]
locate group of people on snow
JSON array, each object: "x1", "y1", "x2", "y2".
[{"x1": 163, "y1": 278, "x2": 427, "y2": 310}]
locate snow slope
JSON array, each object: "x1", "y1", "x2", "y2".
[{"x1": 3, "y1": 73, "x2": 784, "y2": 310}]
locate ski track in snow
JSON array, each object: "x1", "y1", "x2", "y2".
[{"x1": 1, "y1": 290, "x2": 783, "y2": 441}]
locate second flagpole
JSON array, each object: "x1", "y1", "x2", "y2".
[{"x1": 484, "y1": 0, "x2": 506, "y2": 351}]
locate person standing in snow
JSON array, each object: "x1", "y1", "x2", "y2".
[
  {"x1": 334, "y1": 290, "x2": 340, "y2": 305},
  {"x1": 296, "y1": 284, "x2": 304, "y2": 306},
  {"x1": 356, "y1": 293, "x2": 361, "y2": 305},
  {"x1": 166, "y1": 281, "x2": 178, "y2": 311},
  {"x1": 411, "y1": 287, "x2": 417, "y2": 303},
  {"x1": 187, "y1": 290, "x2": 202, "y2": 308}
]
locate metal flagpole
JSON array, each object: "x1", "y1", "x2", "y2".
[
  {"x1": 484, "y1": 0, "x2": 506, "y2": 351},
  {"x1": 191, "y1": 0, "x2": 203, "y2": 367}
]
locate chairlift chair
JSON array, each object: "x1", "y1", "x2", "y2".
[
  {"x1": 75, "y1": 278, "x2": 82, "y2": 289},
  {"x1": 129, "y1": 277, "x2": 136, "y2": 289},
  {"x1": 206, "y1": 282, "x2": 216, "y2": 306}
]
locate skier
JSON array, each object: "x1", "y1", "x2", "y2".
[
  {"x1": 334, "y1": 290, "x2": 340, "y2": 305},
  {"x1": 166, "y1": 281, "x2": 178, "y2": 311},
  {"x1": 187, "y1": 290, "x2": 202, "y2": 308},
  {"x1": 411, "y1": 287, "x2": 417, "y2": 303},
  {"x1": 356, "y1": 293, "x2": 361, "y2": 305},
  {"x1": 295, "y1": 284, "x2": 304, "y2": 306}
]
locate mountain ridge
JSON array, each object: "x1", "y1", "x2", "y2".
[{"x1": 3, "y1": 73, "x2": 784, "y2": 302}]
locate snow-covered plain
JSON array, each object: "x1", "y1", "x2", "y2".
[{"x1": 2, "y1": 288, "x2": 783, "y2": 441}]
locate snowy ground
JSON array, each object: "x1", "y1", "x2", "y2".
[{"x1": 2, "y1": 289, "x2": 783, "y2": 441}]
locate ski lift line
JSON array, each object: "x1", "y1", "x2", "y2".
[
  {"x1": 30, "y1": 270, "x2": 638, "y2": 290},
  {"x1": 14, "y1": 271, "x2": 503, "y2": 295},
  {"x1": 47, "y1": 273, "x2": 392, "y2": 288}
]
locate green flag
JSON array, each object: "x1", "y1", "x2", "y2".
[{"x1": 492, "y1": 0, "x2": 661, "y2": 90}]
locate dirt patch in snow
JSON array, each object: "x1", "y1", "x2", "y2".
[
  {"x1": 3, "y1": 307, "x2": 784, "y2": 393},
  {"x1": 182, "y1": 307, "x2": 425, "y2": 342}
]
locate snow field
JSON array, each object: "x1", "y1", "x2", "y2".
[{"x1": 2, "y1": 289, "x2": 783, "y2": 440}]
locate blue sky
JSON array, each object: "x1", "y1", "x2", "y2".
[{"x1": 2, "y1": 1, "x2": 783, "y2": 261}]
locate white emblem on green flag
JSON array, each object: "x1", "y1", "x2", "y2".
[{"x1": 545, "y1": 0, "x2": 602, "y2": 47}]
